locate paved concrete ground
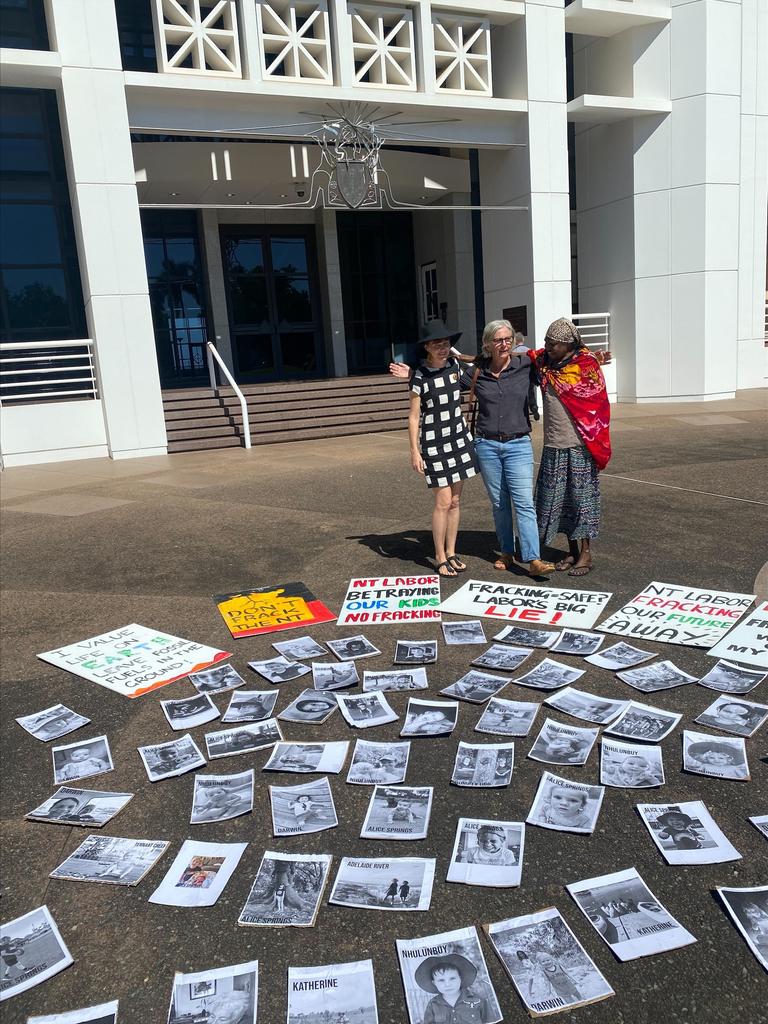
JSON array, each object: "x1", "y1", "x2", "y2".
[{"x1": 2, "y1": 390, "x2": 767, "y2": 1023}]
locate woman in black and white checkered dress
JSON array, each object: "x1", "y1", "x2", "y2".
[{"x1": 407, "y1": 323, "x2": 478, "y2": 577}]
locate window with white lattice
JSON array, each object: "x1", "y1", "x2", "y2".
[
  {"x1": 152, "y1": 0, "x2": 242, "y2": 76},
  {"x1": 256, "y1": 1, "x2": 333, "y2": 82},
  {"x1": 432, "y1": 12, "x2": 491, "y2": 94},
  {"x1": 348, "y1": 5, "x2": 416, "y2": 90}
]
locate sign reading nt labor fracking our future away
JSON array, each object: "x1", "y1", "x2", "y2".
[
  {"x1": 38, "y1": 624, "x2": 232, "y2": 699},
  {"x1": 707, "y1": 600, "x2": 768, "y2": 668},
  {"x1": 337, "y1": 575, "x2": 442, "y2": 625},
  {"x1": 438, "y1": 580, "x2": 612, "y2": 628},
  {"x1": 597, "y1": 581, "x2": 756, "y2": 648}
]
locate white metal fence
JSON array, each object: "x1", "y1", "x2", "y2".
[
  {"x1": 0, "y1": 340, "x2": 98, "y2": 404},
  {"x1": 570, "y1": 312, "x2": 610, "y2": 351}
]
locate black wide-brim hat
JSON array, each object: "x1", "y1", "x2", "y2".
[
  {"x1": 418, "y1": 322, "x2": 462, "y2": 346},
  {"x1": 687, "y1": 740, "x2": 743, "y2": 761},
  {"x1": 415, "y1": 953, "x2": 477, "y2": 993},
  {"x1": 656, "y1": 807, "x2": 694, "y2": 827}
]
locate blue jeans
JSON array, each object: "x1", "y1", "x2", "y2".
[{"x1": 474, "y1": 436, "x2": 541, "y2": 562}]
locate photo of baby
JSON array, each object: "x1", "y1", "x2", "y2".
[
  {"x1": 528, "y1": 719, "x2": 598, "y2": 766},
  {"x1": 527, "y1": 773, "x2": 604, "y2": 834},
  {"x1": 475, "y1": 699, "x2": 539, "y2": 737},
  {"x1": 401, "y1": 700, "x2": 458, "y2": 737},
  {"x1": 51, "y1": 736, "x2": 114, "y2": 784},
  {"x1": 682, "y1": 731, "x2": 750, "y2": 781},
  {"x1": 698, "y1": 660, "x2": 767, "y2": 694},
  {"x1": 695, "y1": 695, "x2": 768, "y2": 737},
  {"x1": 600, "y1": 738, "x2": 665, "y2": 788}
]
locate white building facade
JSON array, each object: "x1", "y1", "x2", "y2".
[{"x1": 0, "y1": 0, "x2": 765, "y2": 466}]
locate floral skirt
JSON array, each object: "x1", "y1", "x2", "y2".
[{"x1": 535, "y1": 445, "x2": 600, "y2": 543}]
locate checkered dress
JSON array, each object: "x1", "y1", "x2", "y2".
[{"x1": 411, "y1": 358, "x2": 478, "y2": 489}]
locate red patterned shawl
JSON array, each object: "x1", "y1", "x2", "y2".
[{"x1": 529, "y1": 348, "x2": 612, "y2": 470}]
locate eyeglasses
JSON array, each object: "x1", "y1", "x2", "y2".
[{"x1": 493, "y1": 336, "x2": 513, "y2": 345}]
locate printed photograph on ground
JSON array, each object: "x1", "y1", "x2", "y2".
[
  {"x1": 270, "y1": 777, "x2": 338, "y2": 837},
  {"x1": 149, "y1": 841, "x2": 247, "y2": 908},
  {"x1": 238, "y1": 851, "x2": 331, "y2": 927},
  {"x1": 396, "y1": 925, "x2": 502, "y2": 1024},
  {"x1": 329, "y1": 856, "x2": 435, "y2": 911},
  {"x1": 191, "y1": 770, "x2": 254, "y2": 824},
  {"x1": 263, "y1": 741, "x2": 349, "y2": 775},
  {"x1": 189, "y1": 663, "x2": 245, "y2": 695},
  {"x1": 697, "y1": 659, "x2": 767, "y2": 694},
  {"x1": 566, "y1": 867, "x2": 697, "y2": 961},
  {"x1": 585, "y1": 642, "x2": 655, "y2": 671},
  {"x1": 446, "y1": 819, "x2": 524, "y2": 888},
  {"x1": 749, "y1": 814, "x2": 768, "y2": 839},
  {"x1": 550, "y1": 631, "x2": 604, "y2": 657},
  {"x1": 494, "y1": 626, "x2": 559, "y2": 649},
  {"x1": 27, "y1": 1000, "x2": 119, "y2": 1024},
  {"x1": 451, "y1": 742, "x2": 514, "y2": 787},
  {"x1": 311, "y1": 661, "x2": 360, "y2": 691},
  {"x1": 205, "y1": 719, "x2": 283, "y2": 760},
  {"x1": 604, "y1": 701, "x2": 682, "y2": 743},
  {"x1": 160, "y1": 693, "x2": 219, "y2": 731},
  {"x1": 221, "y1": 689, "x2": 278, "y2": 724},
  {"x1": 49, "y1": 835, "x2": 169, "y2": 885},
  {"x1": 287, "y1": 959, "x2": 378, "y2": 1024},
  {"x1": 485, "y1": 906, "x2": 614, "y2": 1016},
  {"x1": 394, "y1": 640, "x2": 438, "y2": 664},
  {"x1": 442, "y1": 620, "x2": 487, "y2": 645},
  {"x1": 544, "y1": 687, "x2": 627, "y2": 725},
  {"x1": 637, "y1": 801, "x2": 741, "y2": 864},
  {"x1": 401, "y1": 699, "x2": 458, "y2": 737},
  {"x1": 600, "y1": 738, "x2": 665, "y2": 788},
  {"x1": 716, "y1": 886, "x2": 768, "y2": 972},
  {"x1": 475, "y1": 699, "x2": 539, "y2": 737},
  {"x1": 25, "y1": 788, "x2": 134, "y2": 828},
  {"x1": 362, "y1": 668, "x2": 428, "y2": 692},
  {"x1": 278, "y1": 691, "x2": 339, "y2": 724},
  {"x1": 247, "y1": 656, "x2": 310, "y2": 684},
  {"x1": 167, "y1": 959, "x2": 258, "y2": 1024},
  {"x1": 52, "y1": 735, "x2": 113, "y2": 785},
  {"x1": 337, "y1": 691, "x2": 398, "y2": 729},
  {"x1": 273, "y1": 635, "x2": 328, "y2": 660},
  {"x1": 138, "y1": 734, "x2": 206, "y2": 781},
  {"x1": 360, "y1": 786, "x2": 433, "y2": 840},
  {"x1": 527, "y1": 773, "x2": 604, "y2": 835},
  {"x1": 528, "y1": 719, "x2": 598, "y2": 767},
  {"x1": 15, "y1": 704, "x2": 90, "y2": 742},
  {"x1": 0, "y1": 906, "x2": 73, "y2": 1002},
  {"x1": 440, "y1": 670, "x2": 510, "y2": 704},
  {"x1": 471, "y1": 645, "x2": 532, "y2": 673},
  {"x1": 326, "y1": 635, "x2": 381, "y2": 661},
  {"x1": 694, "y1": 695, "x2": 768, "y2": 737},
  {"x1": 616, "y1": 660, "x2": 697, "y2": 693},
  {"x1": 514, "y1": 660, "x2": 585, "y2": 692},
  {"x1": 682, "y1": 730, "x2": 749, "y2": 780},
  {"x1": 346, "y1": 740, "x2": 411, "y2": 785}
]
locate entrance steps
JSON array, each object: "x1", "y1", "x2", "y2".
[{"x1": 162, "y1": 374, "x2": 410, "y2": 453}]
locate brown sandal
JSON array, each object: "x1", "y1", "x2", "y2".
[{"x1": 493, "y1": 553, "x2": 514, "y2": 571}]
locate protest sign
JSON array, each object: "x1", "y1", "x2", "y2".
[
  {"x1": 707, "y1": 600, "x2": 768, "y2": 669},
  {"x1": 439, "y1": 580, "x2": 611, "y2": 628},
  {"x1": 338, "y1": 575, "x2": 441, "y2": 626},
  {"x1": 485, "y1": 907, "x2": 614, "y2": 1017},
  {"x1": 167, "y1": 960, "x2": 258, "y2": 1024},
  {"x1": 597, "y1": 582, "x2": 755, "y2": 648},
  {"x1": 214, "y1": 582, "x2": 334, "y2": 639},
  {"x1": 0, "y1": 906, "x2": 72, "y2": 1002},
  {"x1": 287, "y1": 960, "x2": 378, "y2": 1024},
  {"x1": 239, "y1": 851, "x2": 331, "y2": 927},
  {"x1": 38, "y1": 625, "x2": 231, "y2": 699},
  {"x1": 567, "y1": 867, "x2": 696, "y2": 961}
]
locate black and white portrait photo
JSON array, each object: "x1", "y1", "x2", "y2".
[
  {"x1": 188, "y1": 663, "x2": 246, "y2": 695},
  {"x1": 247, "y1": 656, "x2": 310, "y2": 684},
  {"x1": 515, "y1": 659, "x2": 585, "y2": 691},
  {"x1": 51, "y1": 736, "x2": 114, "y2": 785},
  {"x1": 138, "y1": 734, "x2": 206, "y2": 782},
  {"x1": 326, "y1": 635, "x2": 381, "y2": 661},
  {"x1": 394, "y1": 640, "x2": 438, "y2": 665},
  {"x1": 311, "y1": 661, "x2": 360, "y2": 691},
  {"x1": 15, "y1": 704, "x2": 90, "y2": 742},
  {"x1": 442, "y1": 620, "x2": 487, "y2": 645},
  {"x1": 272, "y1": 635, "x2": 328, "y2": 660}
]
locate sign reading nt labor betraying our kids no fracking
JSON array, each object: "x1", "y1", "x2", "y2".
[
  {"x1": 214, "y1": 583, "x2": 336, "y2": 638},
  {"x1": 438, "y1": 580, "x2": 612, "y2": 629},
  {"x1": 38, "y1": 625, "x2": 231, "y2": 699},
  {"x1": 597, "y1": 582, "x2": 756, "y2": 649},
  {"x1": 337, "y1": 576, "x2": 442, "y2": 626}
]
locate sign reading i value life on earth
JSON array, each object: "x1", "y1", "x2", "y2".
[
  {"x1": 438, "y1": 580, "x2": 612, "y2": 629},
  {"x1": 597, "y1": 582, "x2": 756, "y2": 648},
  {"x1": 337, "y1": 575, "x2": 442, "y2": 626},
  {"x1": 38, "y1": 625, "x2": 231, "y2": 699}
]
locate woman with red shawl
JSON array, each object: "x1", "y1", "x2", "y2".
[{"x1": 530, "y1": 318, "x2": 611, "y2": 576}]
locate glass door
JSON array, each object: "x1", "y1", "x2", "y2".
[{"x1": 220, "y1": 227, "x2": 324, "y2": 382}]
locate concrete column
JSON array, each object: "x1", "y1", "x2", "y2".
[
  {"x1": 49, "y1": 0, "x2": 166, "y2": 457},
  {"x1": 315, "y1": 209, "x2": 347, "y2": 376},
  {"x1": 199, "y1": 210, "x2": 235, "y2": 374}
]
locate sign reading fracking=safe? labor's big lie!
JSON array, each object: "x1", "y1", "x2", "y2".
[
  {"x1": 338, "y1": 576, "x2": 442, "y2": 625},
  {"x1": 596, "y1": 581, "x2": 756, "y2": 648},
  {"x1": 38, "y1": 625, "x2": 232, "y2": 699},
  {"x1": 438, "y1": 580, "x2": 612, "y2": 629},
  {"x1": 214, "y1": 583, "x2": 336, "y2": 638}
]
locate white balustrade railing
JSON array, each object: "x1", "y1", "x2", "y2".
[
  {"x1": 206, "y1": 341, "x2": 252, "y2": 450},
  {"x1": 0, "y1": 340, "x2": 98, "y2": 404},
  {"x1": 571, "y1": 311, "x2": 610, "y2": 351}
]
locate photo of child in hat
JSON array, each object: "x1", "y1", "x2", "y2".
[
  {"x1": 683, "y1": 733, "x2": 749, "y2": 780},
  {"x1": 654, "y1": 807, "x2": 707, "y2": 850},
  {"x1": 415, "y1": 953, "x2": 494, "y2": 1023}
]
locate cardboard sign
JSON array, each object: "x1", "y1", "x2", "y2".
[
  {"x1": 707, "y1": 601, "x2": 768, "y2": 669},
  {"x1": 38, "y1": 625, "x2": 231, "y2": 699},
  {"x1": 438, "y1": 579, "x2": 611, "y2": 628},
  {"x1": 338, "y1": 575, "x2": 441, "y2": 626},
  {"x1": 597, "y1": 582, "x2": 755, "y2": 648},
  {"x1": 214, "y1": 582, "x2": 335, "y2": 639}
]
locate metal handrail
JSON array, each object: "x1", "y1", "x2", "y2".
[{"x1": 206, "y1": 341, "x2": 251, "y2": 451}]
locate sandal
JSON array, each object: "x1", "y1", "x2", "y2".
[
  {"x1": 435, "y1": 559, "x2": 458, "y2": 577},
  {"x1": 568, "y1": 564, "x2": 592, "y2": 577},
  {"x1": 555, "y1": 557, "x2": 575, "y2": 572},
  {"x1": 493, "y1": 553, "x2": 514, "y2": 571},
  {"x1": 446, "y1": 554, "x2": 467, "y2": 572}
]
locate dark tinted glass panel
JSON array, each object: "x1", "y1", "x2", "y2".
[
  {"x1": 231, "y1": 275, "x2": 269, "y2": 326},
  {"x1": 144, "y1": 240, "x2": 165, "y2": 280},
  {"x1": 1, "y1": 204, "x2": 61, "y2": 264},
  {"x1": 0, "y1": 89, "x2": 44, "y2": 132},
  {"x1": 115, "y1": 0, "x2": 157, "y2": 72},
  {"x1": 275, "y1": 276, "x2": 311, "y2": 322},
  {"x1": 227, "y1": 238, "x2": 264, "y2": 273},
  {"x1": 3, "y1": 267, "x2": 69, "y2": 328},
  {"x1": 236, "y1": 333, "x2": 274, "y2": 374},
  {"x1": 271, "y1": 237, "x2": 308, "y2": 274},
  {"x1": 0, "y1": 0, "x2": 49, "y2": 50},
  {"x1": 0, "y1": 136, "x2": 48, "y2": 173},
  {"x1": 280, "y1": 331, "x2": 316, "y2": 373}
]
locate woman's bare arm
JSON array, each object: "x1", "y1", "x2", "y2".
[{"x1": 408, "y1": 393, "x2": 424, "y2": 474}]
